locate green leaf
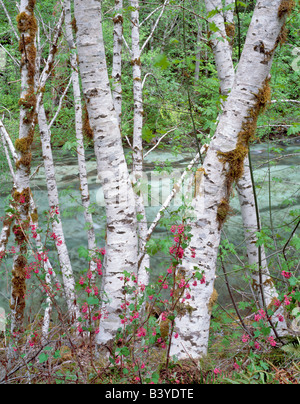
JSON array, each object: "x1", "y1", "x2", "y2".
[
  {"x1": 151, "y1": 372, "x2": 160, "y2": 383},
  {"x1": 78, "y1": 246, "x2": 89, "y2": 259},
  {"x1": 86, "y1": 296, "x2": 98, "y2": 306},
  {"x1": 146, "y1": 239, "x2": 159, "y2": 255},
  {"x1": 154, "y1": 54, "x2": 170, "y2": 70},
  {"x1": 39, "y1": 353, "x2": 49, "y2": 364}
]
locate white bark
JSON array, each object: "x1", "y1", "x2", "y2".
[
  {"x1": 237, "y1": 156, "x2": 287, "y2": 335},
  {"x1": 64, "y1": 0, "x2": 97, "y2": 276},
  {"x1": 214, "y1": 0, "x2": 288, "y2": 333},
  {"x1": 112, "y1": 0, "x2": 123, "y2": 127},
  {"x1": 130, "y1": 0, "x2": 150, "y2": 286},
  {"x1": 1, "y1": 118, "x2": 57, "y2": 340},
  {"x1": 74, "y1": 0, "x2": 138, "y2": 346},
  {"x1": 130, "y1": 0, "x2": 169, "y2": 285},
  {"x1": 10, "y1": 0, "x2": 37, "y2": 335},
  {"x1": 38, "y1": 105, "x2": 79, "y2": 322},
  {"x1": 207, "y1": 0, "x2": 288, "y2": 336},
  {"x1": 206, "y1": 0, "x2": 235, "y2": 97},
  {"x1": 0, "y1": 130, "x2": 13, "y2": 259},
  {"x1": 170, "y1": 0, "x2": 290, "y2": 359}
]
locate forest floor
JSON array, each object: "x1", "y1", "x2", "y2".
[{"x1": 1, "y1": 320, "x2": 299, "y2": 384}]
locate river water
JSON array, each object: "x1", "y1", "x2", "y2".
[{"x1": 0, "y1": 138, "x2": 299, "y2": 310}]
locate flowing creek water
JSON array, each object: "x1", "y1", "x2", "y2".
[{"x1": 0, "y1": 137, "x2": 299, "y2": 311}]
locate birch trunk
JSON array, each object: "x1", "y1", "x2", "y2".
[
  {"x1": 1, "y1": 118, "x2": 57, "y2": 340},
  {"x1": 214, "y1": 0, "x2": 288, "y2": 332},
  {"x1": 64, "y1": 0, "x2": 97, "y2": 276},
  {"x1": 38, "y1": 105, "x2": 79, "y2": 321},
  {"x1": 237, "y1": 156, "x2": 287, "y2": 334},
  {"x1": 0, "y1": 129, "x2": 15, "y2": 259},
  {"x1": 10, "y1": 0, "x2": 38, "y2": 335},
  {"x1": 206, "y1": 0, "x2": 287, "y2": 336},
  {"x1": 206, "y1": 0, "x2": 234, "y2": 97},
  {"x1": 112, "y1": 0, "x2": 123, "y2": 127},
  {"x1": 170, "y1": 0, "x2": 292, "y2": 359},
  {"x1": 74, "y1": 0, "x2": 138, "y2": 347},
  {"x1": 130, "y1": 0, "x2": 150, "y2": 286}
]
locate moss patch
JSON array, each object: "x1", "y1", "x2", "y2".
[
  {"x1": 217, "y1": 198, "x2": 232, "y2": 228},
  {"x1": 216, "y1": 78, "x2": 272, "y2": 228},
  {"x1": 83, "y1": 103, "x2": 94, "y2": 140},
  {"x1": 218, "y1": 78, "x2": 271, "y2": 194}
]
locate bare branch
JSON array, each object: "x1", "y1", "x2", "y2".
[
  {"x1": 0, "y1": 0, "x2": 19, "y2": 41},
  {"x1": 144, "y1": 127, "x2": 177, "y2": 158},
  {"x1": 140, "y1": 0, "x2": 170, "y2": 55}
]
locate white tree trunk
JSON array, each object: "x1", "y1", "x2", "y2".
[
  {"x1": 38, "y1": 105, "x2": 79, "y2": 322},
  {"x1": 1, "y1": 117, "x2": 58, "y2": 340},
  {"x1": 210, "y1": 0, "x2": 288, "y2": 333},
  {"x1": 237, "y1": 156, "x2": 287, "y2": 335},
  {"x1": 10, "y1": 0, "x2": 38, "y2": 335},
  {"x1": 170, "y1": 0, "x2": 291, "y2": 359},
  {"x1": 64, "y1": 0, "x2": 97, "y2": 276},
  {"x1": 206, "y1": 0, "x2": 235, "y2": 97},
  {"x1": 112, "y1": 0, "x2": 123, "y2": 127},
  {"x1": 130, "y1": 0, "x2": 150, "y2": 286},
  {"x1": 74, "y1": 0, "x2": 138, "y2": 347}
]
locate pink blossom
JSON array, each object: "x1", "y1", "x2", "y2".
[
  {"x1": 85, "y1": 287, "x2": 92, "y2": 295},
  {"x1": 214, "y1": 368, "x2": 221, "y2": 376},
  {"x1": 170, "y1": 225, "x2": 177, "y2": 234},
  {"x1": 137, "y1": 327, "x2": 147, "y2": 338},
  {"x1": 282, "y1": 271, "x2": 292, "y2": 279},
  {"x1": 268, "y1": 336, "x2": 277, "y2": 347},
  {"x1": 277, "y1": 315, "x2": 284, "y2": 323},
  {"x1": 284, "y1": 295, "x2": 292, "y2": 306},
  {"x1": 273, "y1": 298, "x2": 281, "y2": 308},
  {"x1": 242, "y1": 334, "x2": 250, "y2": 343},
  {"x1": 177, "y1": 224, "x2": 184, "y2": 234},
  {"x1": 176, "y1": 247, "x2": 184, "y2": 259}
]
